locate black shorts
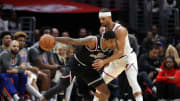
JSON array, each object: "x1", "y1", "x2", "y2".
[{"x1": 63, "y1": 56, "x2": 104, "y2": 88}]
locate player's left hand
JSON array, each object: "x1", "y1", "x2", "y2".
[{"x1": 92, "y1": 59, "x2": 105, "y2": 70}]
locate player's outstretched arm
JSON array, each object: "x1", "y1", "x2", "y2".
[{"x1": 55, "y1": 36, "x2": 95, "y2": 46}]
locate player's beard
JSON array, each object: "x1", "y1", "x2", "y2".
[
  {"x1": 11, "y1": 49, "x2": 18, "y2": 55},
  {"x1": 4, "y1": 42, "x2": 10, "y2": 47}
]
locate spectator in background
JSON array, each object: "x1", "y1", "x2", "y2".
[
  {"x1": 157, "y1": 42, "x2": 166, "y2": 63},
  {"x1": 171, "y1": 26, "x2": 180, "y2": 46},
  {"x1": 52, "y1": 28, "x2": 59, "y2": 37},
  {"x1": 0, "y1": 31, "x2": 12, "y2": 52},
  {"x1": 8, "y1": 11, "x2": 19, "y2": 31},
  {"x1": 61, "y1": 31, "x2": 70, "y2": 37},
  {"x1": 152, "y1": 25, "x2": 167, "y2": 45},
  {"x1": 53, "y1": 42, "x2": 67, "y2": 66},
  {"x1": 128, "y1": 32, "x2": 140, "y2": 55},
  {"x1": 155, "y1": 56, "x2": 179, "y2": 100},
  {"x1": 142, "y1": 31, "x2": 154, "y2": 53},
  {"x1": 165, "y1": 44, "x2": 180, "y2": 67},
  {"x1": 176, "y1": 43, "x2": 180, "y2": 57},
  {"x1": 79, "y1": 28, "x2": 88, "y2": 38},
  {"x1": 66, "y1": 46, "x2": 75, "y2": 61},
  {"x1": 139, "y1": 45, "x2": 161, "y2": 80},
  {"x1": 39, "y1": 26, "x2": 52, "y2": 37},
  {"x1": 152, "y1": 25, "x2": 159, "y2": 39},
  {"x1": 0, "y1": 7, "x2": 6, "y2": 32},
  {"x1": 34, "y1": 29, "x2": 40, "y2": 42}
]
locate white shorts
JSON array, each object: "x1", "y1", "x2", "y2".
[{"x1": 102, "y1": 52, "x2": 141, "y2": 93}]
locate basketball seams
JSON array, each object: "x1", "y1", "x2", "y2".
[{"x1": 39, "y1": 34, "x2": 55, "y2": 51}]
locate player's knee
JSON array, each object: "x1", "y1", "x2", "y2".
[
  {"x1": 132, "y1": 85, "x2": 142, "y2": 94},
  {"x1": 133, "y1": 92, "x2": 142, "y2": 98},
  {"x1": 38, "y1": 72, "x2": 49, "y2": 81},
  {"x1": 129, "y1": 81, "x2": 142, "y2": 94}
]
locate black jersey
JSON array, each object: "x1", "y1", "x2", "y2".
[{"x1": 74, "y1": 35, "x2": 112, "y2": 67}]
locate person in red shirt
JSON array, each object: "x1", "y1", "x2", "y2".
[{"x1": 155, "y1": 56, "x2": 179, "y2": 100}]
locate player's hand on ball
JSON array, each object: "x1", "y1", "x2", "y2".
[
  {"x1": 39, "y1": 34, "x2": 55, "y2": 51},
  {"x1": 92, "y1": 59, "x2": 105, "y2": 70}
]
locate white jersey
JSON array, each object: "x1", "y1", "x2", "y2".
[{"x1": 102, "y1": 23, "x2": 133, "y2": 56}]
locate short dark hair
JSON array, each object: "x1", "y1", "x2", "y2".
[
  {"x1": 0, "y1": 31, "x2": 12, "y2": 39},
  {"x1": 39, "y1": 26, "x2": 52, "y2": 36},
  {"x1": 99, "y1": 8, "x2": 111, "y2": 12},
  {"x1": 103, "y1": 30, "x2": 115, "y2": 40},
  {"x1": 164, "y1": 56, "x2": 179, "y2": 69},
  {"x1": 149, "y1": 44, "x2": 160, "y2": 52}
]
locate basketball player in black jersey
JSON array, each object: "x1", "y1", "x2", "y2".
[{"x1": 41, "y1": 31, "x2": 116, "y2": 101}]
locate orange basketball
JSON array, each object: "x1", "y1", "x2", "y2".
[{"x1": 39, "y1": 34, "x2": 55, "y2": 51}]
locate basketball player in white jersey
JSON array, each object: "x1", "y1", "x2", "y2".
[{"x1": 92, "y1": 8, "x2": 143, "y2": 101}]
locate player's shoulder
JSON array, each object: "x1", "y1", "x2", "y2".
[
  {"x1": 116, "y1": 24, "x2": 127, "y2": 31},
  {"x1": 115, "y1": 25, "x2": 128, "y2": 36},
  {"x1": 0, "y1": 50, "x2": 10, "y2": 59},
  {"x1": 28, "y1": 46, "x2": 40, "y2": 54},
  {"x1": 0, "y1": 50, "x2": 9, "y2": 55}
]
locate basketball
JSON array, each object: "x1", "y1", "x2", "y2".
[{"x1": 39, "y1": 34, "x2": 55, "y2": 51}]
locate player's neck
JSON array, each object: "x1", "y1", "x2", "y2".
[{"x1": 106, "y1": 22, "x2": 115, "y2": 30}]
